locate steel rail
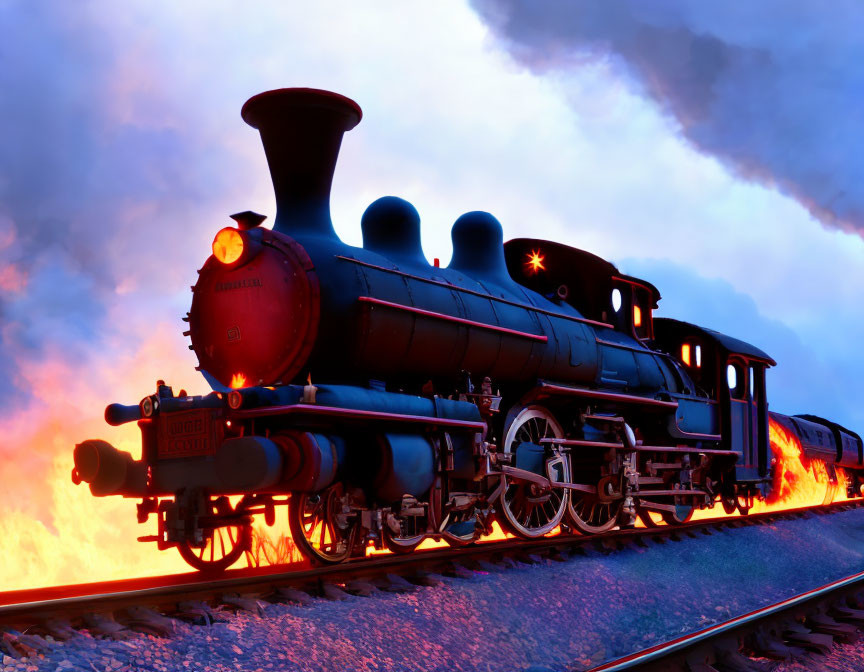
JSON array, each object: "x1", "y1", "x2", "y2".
[
  {"x1": 589, "y1": 568, "x2": 864, "y2": 671},
  {"x1": 1, "y1": 499, "x2": 862, "y2": 633}
]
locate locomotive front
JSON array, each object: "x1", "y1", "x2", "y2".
[
  {"x1": 71, "y1": 89, "x2": 497, "y2": 570},
  {"x1": 190, "y1": 88, "x2": 365, "y2": 389},
  {"x1": 190, "y1": 216, "x2": 320, "y2": 389}
]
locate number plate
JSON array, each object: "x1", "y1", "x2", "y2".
[{"x1": 157, "y1": 409, "x2": 221, "y2": 459}]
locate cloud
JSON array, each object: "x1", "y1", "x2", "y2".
[
  {"x1": 471, "y1": 0, "x2": 864, "y2": 236},
  {"x1": 621, "y1": 258, "x2": 863, "y2": 430},
  {"x1": 1, "y1": 0, "x2": 863, "y2": 585}
]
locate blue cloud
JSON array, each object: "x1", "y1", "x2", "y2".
[
  {"x1": 471, "y1": 0, "x2": 864, "y2": 235},
  {"x1": 621, "y1": 258, "x2": 863, "y2": 430}
]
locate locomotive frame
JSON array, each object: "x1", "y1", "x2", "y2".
[{"x1": 72, "y1": 88, "x2": 864, "y2": 571}]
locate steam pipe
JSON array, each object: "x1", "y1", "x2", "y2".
[{"x1": 241, "y1": 88, "x2": 362, "y2": 238}]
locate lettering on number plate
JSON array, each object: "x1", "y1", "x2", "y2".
[{"x1": 157, "y1": 409, "x2": 219, "y2": 458}]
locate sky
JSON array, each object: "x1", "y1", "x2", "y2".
[{"x1": 1, "y1": 1, "x2": 862, "y2": 585}]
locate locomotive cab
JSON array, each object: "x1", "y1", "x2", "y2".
[
  {"x1": 653, "y1": 318, "x2": 775, "y2": 483},
  {"x1": 503, "y1": 238, "x2": 659, "y2": 341}
]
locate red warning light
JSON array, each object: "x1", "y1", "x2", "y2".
[{"x1": 525, "y1": 249, "x2": 545, "y2": 274}]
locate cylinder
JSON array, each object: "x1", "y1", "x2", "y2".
[
  {"x1": 73, "y1": 440, "x2": 147, "y2": 497},
  {"x1": 373, "y1": 433, "x2": 435, "y2": 502},
  {"x1": 215, "y1": 436, "x2": 284, "y2": 491},
  {"x1": 273, "y1": 431, "x2": 344, "y2": 493}
]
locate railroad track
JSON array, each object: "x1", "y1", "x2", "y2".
[
  {"x1": 589, "y1": 567, "x2": 864, "y2": 671},
  {"x1": 1, "y1": 499, "x2": 862, "y2": 659}
]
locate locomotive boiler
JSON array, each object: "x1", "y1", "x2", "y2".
[{"x1": 72, "y1": 88, "x2": 864, "y2": 570}]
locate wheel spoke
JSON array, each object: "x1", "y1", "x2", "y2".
[
  {"x1": 290, "y1": 484, "x2": 356, "y2": 564},
  {"x1": 500, "y1": 407, "x2": 570, "y2": 538}
]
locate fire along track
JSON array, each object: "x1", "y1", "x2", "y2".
[{"x1": 1, "y1": 500, "x2": 862, "y2": 645}]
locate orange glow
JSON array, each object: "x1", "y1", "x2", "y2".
[
  {"x1": 688, "y1": 417, "x2": 849, "y2": 523},
  {"x1": 7, "y1": 315, "x2": 855, "y2": 592},
  {"x1": 633, "y1": 305, "x2": 642, "y2": 327},
  {"x1": 681, "y1": 343, "x2": 691, "y2": 366},
  {"x1": 0, "y1": 324, "x2": 202, "y2": 590},
  {"x1": 246, "y1": 524, "x2": 305, "y2": 568},
  {"x1": 764, "y1": 418, "x2": 843, "y2": 508},
  {"x1": 478, "y1": 520, "x2": 513, "y2": 543},
  {"x1": 366, "y1": 519, "x2": 516, "y2": 557},
  {"x1": 229, "y1": 373, "x2": 247, "y2": 389},
  {"x1": 525, "y1": 249, "x2": 545, "y2": 274},
  {"x1": 212, "y1": 228, "x2": 244, "y2": 264}
]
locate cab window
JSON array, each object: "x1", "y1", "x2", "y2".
[{"x1": 727, "y1": 362, "x2": 746, "y2": 399}]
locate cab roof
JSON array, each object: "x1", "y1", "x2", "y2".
[
  {"x1": 503, "y1": 238, "x2": 661, "y2": 307},
  {"x1": 654, "y1": 317, "x2": 776, "y2": 366}
]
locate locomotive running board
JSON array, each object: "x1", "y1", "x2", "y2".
[
  {"x1": 540, "y1": 438, "x2": 732, "y2": 455},
  {"x1": 541, "y1": 438, "x2": 622, "y2": 450},
  {"x1": 529, "y1": 382, "x2": 679, "y2": 410},
  {"x1": 633, "y1": 444, "x2": 734, "y2": 455},
  {"x1": 636, "y1": 489, "x2": 708, "y2": 498},
  {"x1": 230, "y1": 404, "x2": 486, "y2": 432}
]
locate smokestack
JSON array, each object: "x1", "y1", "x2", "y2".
[{"x1": 241, "y1": 88, "x2": 362, "y2": 238}]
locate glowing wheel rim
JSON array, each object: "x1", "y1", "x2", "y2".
[
  {"x1": 567, "y1": 484, "x2": 622, "y2": 534},
  {"x1": 177, "y1": 497, "x2": 251, "y2": 572},
  {"x1": 438, "y1": 509, "x2": 483, "y2": 546},
  {"x1": 382, "y1": 498, "x2": 427, "y2": 553},
  {"x1": 288, "y1": 483, "x2": 358, "y2": 564},
  {"x1": 722, "y1": 492, "x2": 753, "y2": 516},
  {"x1": 567, "y1": 443, "x2": 623, "y2": 535},
  {"x1": 498, "y1": 406, "x2": 568, "y2": 539},
  {"x1": 661, "y1": 495, "x2": 694, "y2": 525}
]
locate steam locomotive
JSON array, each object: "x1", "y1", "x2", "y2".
[{"x1": 72, "y1": 88, "x2": 864, "y2": 571}]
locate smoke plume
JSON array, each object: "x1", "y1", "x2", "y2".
[{"x1": 471, "y1": 0, "x2": 864, "y2": 234}]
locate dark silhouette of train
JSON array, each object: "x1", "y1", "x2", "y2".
[{"x1": 72, "y1": 88, "x2": 864, "y2": 570}]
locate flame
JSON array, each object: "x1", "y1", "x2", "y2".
[
  {"x1": 229, "y1": 373, "x2": 247, "y2": 389},
  {"x1": 525, "y1": 249, "x2": 545, "y2": 274},
  {"x1": 0, "y1": 324, "x2": 201, "y2": 590},
  {"x1": 764, "y1": 417, "x2": 846, "y2": 507},
  {"x1": 686, "y1": 417, "x2": 849, "y2": 523},
  {"x1": 245, "y1": 510, "x2": 307, "y2": 569},
  {"x1": 3, "y1": 330, "x2": 856, "y2": 595},
  {"x1": 366, "y1": 519, "x2": 516, "y2": 557}
]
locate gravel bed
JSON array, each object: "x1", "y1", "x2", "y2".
[
  {"x1": 766, "y1": 639, "x2": 864, "y2": 671},
  {"x1": 5, "y1": 508, "x2": 864, "y2": 672}
]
